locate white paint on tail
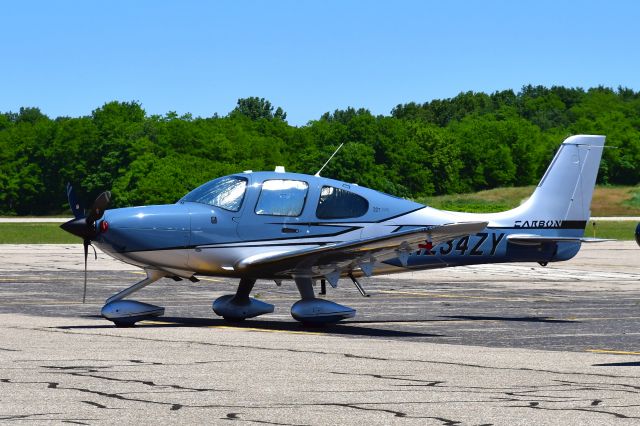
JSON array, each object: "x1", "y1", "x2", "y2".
[{"x1": 514, "y1": 134, "x2": 606, "y2": 222}]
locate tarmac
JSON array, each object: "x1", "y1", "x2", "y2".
[{"x1": 1, "y1": 242, "x2": 639, "y2": 424}]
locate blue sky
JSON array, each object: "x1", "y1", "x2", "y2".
[{"x1": 2, "y1": 1, "x2": 639, "y2": 125}]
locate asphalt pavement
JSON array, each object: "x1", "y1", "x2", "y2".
[{"x1": 1, "y1": 242, "x2": 639, "y2": 424}]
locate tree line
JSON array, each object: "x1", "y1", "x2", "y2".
[{"x1": 1, "y1": 86, "x2": 639, "y2": 215}]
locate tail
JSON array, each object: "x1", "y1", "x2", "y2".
[
  {"x1": 517, "y1": 134, "x2": 605, "y2": 224},
  {"x1": 435, "y1": 135, "x2": 607, "y2": 260},
  {"x1": 481, "y1": 134, "x2": 606, "y2": 244}
]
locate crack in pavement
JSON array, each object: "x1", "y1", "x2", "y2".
[
  {"x1": 512, "y1": 401, "x2": 640, "y2": 419},
  {"x1": 3, "y1": 324, "x2": 639, "y2": 422},
  {"x1": 80, "y1": 400, "x2": 113, "y2": 409},
  {"x1": 222, "y1": 412, "x2": 309, "y2": 425},
  {"x1": 304, "y1": 402, "x2": 463, "y2": 424},
  {"x1": 330, "y1": 371, "x2": 445, "y2": 386},
  {"x1": 0, "y1": 413, "x2": 63, "y2": 420},
  {"x1": 0, "y1": 377, "x2": 316, "y2": 416},
  {"x1": 22, "y1": 325, "x2": 640, "y2": 380},
  {"x1": 554, "y1": 379, "x2": 640, "y2": 392},
  {"x1": 324, "y1": 372, "x2": 640, "y2": 420},
  {"x1": 0, "y1": 412, "x2": 95, "y2": 424},
  {"x1": 41, "y1": 365, "x2": 231, "y2": 393}
]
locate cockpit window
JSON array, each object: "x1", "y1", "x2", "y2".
[
  {"x1": 255, "y1": 179, "x2": 309, "y2": 216},
  {"x1": 316, "y1": 186, "x2": 369, "y2": 219},
  {"x1": 180, "y1": 176, "x2": 247, "y2": 212}
]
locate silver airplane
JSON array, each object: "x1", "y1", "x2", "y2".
[{"x1": 61, "y1": 134, "x2": 606, "y2": 327}]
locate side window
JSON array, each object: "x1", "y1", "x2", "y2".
[
  {"x1": 255, "y1": 180, "x2": 309, "y2": 216},
  {"x1": 316, "y1": 186, "x2": 369, "y2": 219}
]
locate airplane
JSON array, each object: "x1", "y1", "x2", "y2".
[{"x1": 61, "y1": 134, "x2": 607, "y2": 327}]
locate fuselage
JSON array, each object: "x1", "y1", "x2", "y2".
[{"x1": 94, "y1": 170, "x2": 584, "y2": 279}]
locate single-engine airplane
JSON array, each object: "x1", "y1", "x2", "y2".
[{"x1": 61, "y1": 134, "x2": 606, "y2": 327}]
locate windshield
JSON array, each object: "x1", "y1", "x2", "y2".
[{"x1": 180, "y1": 176, "x2": 247, "y2": 212}]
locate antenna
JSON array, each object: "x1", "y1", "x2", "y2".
[{"x1": 314, "y1": 143, "x2": 344, "y2": 177}]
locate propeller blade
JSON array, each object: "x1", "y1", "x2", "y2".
[
  {"x1": 60, "y1": 186, "x2": 110, "y2": 304},
  {"x1": 86, "y1": 191, "x2": 111, "y2": 224},
  {"x1": 66, "y1": 183, "x2": 85, "y2": 219},
  {"x1": 83, "y1": 239, "x2": 89, "y2": 303}
]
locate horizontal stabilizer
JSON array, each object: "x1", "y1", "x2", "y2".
[{"x1": 507, "y1": 234, "x2": 614, "y2": 246}]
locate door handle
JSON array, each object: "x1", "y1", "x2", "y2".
[{"x1": 282, "y1": 227, "x2": 299, "y2": 234}]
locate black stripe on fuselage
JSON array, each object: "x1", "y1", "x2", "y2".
[
  {"x1": 393, "y1": 221, "x2": 587, "y2": 232},
  {"x1": 263, "y1": 206, "x2": 426, "y2": 226},
  {"x1": 197, "y1": 241, "x2": 335, "y2": 249},
  {"x1": 375, "y1": 206, "x2": 425, "y2": 223},
  {"x1": 493, "y1": 220, "x2": 588, "y2": 230}
]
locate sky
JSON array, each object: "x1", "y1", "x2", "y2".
[{"x1": 2, "y1": 0, "x2": 639, "y2": 126}]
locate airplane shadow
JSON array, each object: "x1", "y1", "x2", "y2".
[
  {"x1": 60, "y1": 316, "x2": 445, "y2": 339},
  {"x1": 592, "y1": 361, "x2": 640, "y2": 367},
  {"x1": 438, "y1": 315, "x2": 577, "y2": 323}
]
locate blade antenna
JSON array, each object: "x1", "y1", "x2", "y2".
[{"x1": 314, "y1": 143, "x2": 344, "y2": 177}]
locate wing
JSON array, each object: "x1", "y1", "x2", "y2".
[
  {"x1": 235, "y1": 221, "x2": 488, "y2": 279},
  {"x1": 507, "y1": 234, "x2": 614, "y2": 246}
]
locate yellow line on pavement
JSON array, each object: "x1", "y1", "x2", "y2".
[
  {"x1": 211, "y1": 325, "x2": 323, "y2": 335},
  {"x1": 376, "y1": 289, "x2": 544, "y2": 301},
  {"x1": 586, "y1": 349, "x2": 640, "y2": 355},
  {"x1": 570, "y1": 316, "x2": 640, "y2": 321},
  {"x1": 198, "y1": 277, "x2": 224, "y2": 283},
  {"x1": 0, "y1": 301, "x2": 85, "y2": 305},
  {"x1": 139, "y1": 320, "x2": 322, "y2": 335},
  {"x1": 139, "y1": 320, "x2": 178, "y2": 326}
]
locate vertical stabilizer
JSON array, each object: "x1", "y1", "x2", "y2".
[{"x1": 518, "y1": 135, "x2": 605, "y2": 222}]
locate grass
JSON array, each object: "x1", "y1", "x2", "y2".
[
  {"x1": 583, "y1": 221, "x2": 638, "y2": 240},
  {"x1": 0, "y1": 219, "x2": 637, "y2": 243},
  {"x1": 418, "y1": 186, "x2": 535, "y2": 213},
  {"x1": 0, "y1": 223, "x2": 79, "y2": 244},
  {"x1": 624, "y1": 188, "x2": 640, "y2": 210},
  {"x1": 420, "y1": 185, "x2": 640, "y2": 216},
  {"x1": 1, "y1": 186, "x2": 639, "y2": 243}
]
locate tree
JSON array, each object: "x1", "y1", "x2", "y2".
[
  {"x1": 231, "y1": 97, "x2": 287, "y2": 121},
  {"x1": 1, "y1": 85, "x2": 640, "y2": 215}
]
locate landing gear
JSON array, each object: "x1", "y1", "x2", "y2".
[
  {"x1": 290, "y1": 277, "x2": 355, "y2": 325},
  {"x1": 101, "y1": 269, "x2": 166, "y2": 327},
  {"x1": 319, "y1": 279, "x2": 327, "y2": 295},
  {"x1": 212, "y1": 278, "x2": 274, "y2": 321}
]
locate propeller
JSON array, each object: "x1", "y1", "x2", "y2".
[{"x1": 60, "y1": 183, "x2": 111, "y2": 303}]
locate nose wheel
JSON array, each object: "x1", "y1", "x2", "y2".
[{"x1": 101, "y1": 269, "x2": 166, "y2": 327}]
